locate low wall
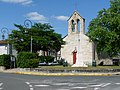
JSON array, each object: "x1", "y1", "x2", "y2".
[
  {"x1": 18, "y1": 68, "x2": 120, "y2": 73},
  {"x1": 0, "y1": 66, "x2": 5, "y2": 70}
]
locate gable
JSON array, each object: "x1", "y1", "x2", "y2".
[{"x1": 68, "y1": 10, "x2": 84, "y2": 21}]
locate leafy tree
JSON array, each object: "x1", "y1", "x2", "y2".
[
  {"x1": 9, "y1": 24, "x2": 30, "y2": 52},
  {"x1": 87, "y1": 0, "x2": 120, "y2": 58},
  {"x1": 9, "y1": 23, "x2": 64, "y2": 54}
]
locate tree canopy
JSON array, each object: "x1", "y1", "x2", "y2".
[
  {"x1": 9, "y1": 23, "x2": 64, "y2": 53},
  {"x1": 87, "y1": 0, "x2": 120, "y2": 57}
]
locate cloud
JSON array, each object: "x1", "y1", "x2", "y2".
[
  {"x1": 53, "y1": 16, "x2": 69, "y2": 21},
  {"x1": 0, "y1": 0, "x2": 33, "y2": 5},
  {"x1": 25, "y1": 12, "x2": 47, "y2": 22}
]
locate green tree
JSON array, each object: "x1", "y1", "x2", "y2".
[
  {"x1": 9, "y1": 24, "x2": 30, "y2": 52},
  {"x1": 9, "y1": 23, "x2": 64, "y2": 54},
  {"x1": 87, "y1": 0, "x2": 120, "y2": 58}
]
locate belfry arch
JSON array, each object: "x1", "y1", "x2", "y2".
[
  {"x1": 68, "y1": 11, "x2": 85, "y2": 34},
  {"x1": 77, "y1": 19, "x2": 80, "y2": 32},
  {"x1": 71, "y1": 20, "x2": 75, "y2": 32}
]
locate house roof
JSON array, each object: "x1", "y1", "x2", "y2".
[{"x1": 0, "y1": 40, "x2": 7, "y2": 44}]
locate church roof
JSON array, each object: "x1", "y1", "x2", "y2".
[
  {"x1": 62, "y1": 34, "x2": 68, "y2": 39},
  {"x1": 67, "y1": 10, "x2": 85, "y2": 21}
]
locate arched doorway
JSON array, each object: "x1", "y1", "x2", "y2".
[{"x1": 73, "y1": 51, "x2": 77, "y2": 64}]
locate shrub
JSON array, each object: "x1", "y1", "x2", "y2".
[
  {"x1": 0, "y1": 54, "x2": 11, "y2": 69},
  {"x1": 39, "y1": 56, "x2": 54, "y2": 63},
  {"x1": 3, "y1": 54, "x2": 11, "y2": 69},
  {"x1": 58, "y1": 58, "x2": 65, "y2": 65},
  {"x1": 62, "y1": 60, "x2": 68, "y2": 67},
  {"x1": 0, "y1": 55, "x2": 4, "y2": 66},
  {"x1": 17, "y1": 52, "x2": 38, "y2": 68},
  {"x1": 28, "y1": 59, "x2": 39, "y2": 68}
]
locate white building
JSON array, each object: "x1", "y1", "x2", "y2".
[
  {"x1": 0, "y1": 40, "x2": 8, "y2": 55},
  {"x1": 61, "y1": 11, "x2": 94, "y2": 67},
  {"x1": 0, "y1": 40, "x2": 17, "y2": 57}
]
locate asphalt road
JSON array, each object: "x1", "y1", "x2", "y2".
[{"x1": 0, "y1": 72, "x2": 120, "y2": 90}]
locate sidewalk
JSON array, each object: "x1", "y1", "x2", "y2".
[{"x1": 1, "y1": 68, "x2": 120, "y2": 76}]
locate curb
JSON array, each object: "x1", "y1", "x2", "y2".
[
  {"x1": 8, "y1": 71, "x2": 113, "y2": 76},
  {"x1": 0, "y1": 70, "x2": 120, "y2": 76},
  {"x1": 1, "y1": 70, "x2": 119, "y2": 76}
]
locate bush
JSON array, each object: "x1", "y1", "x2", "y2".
[
  {"x1": 39, "y1": 56, "x2": 54, "y2": 63},
  {"x1": 58, "y1": 58, "x2": 65, "y2": 65},
  {"x1": 3, "y1": 54, "x2": 11, "y2": 69},
  {"x1": 17, "y1": 52, "x2": 39, "y2": 68},
  {"x1": 63, "y1": 61, "x2": 68, "y2": 67},
  {"x1": 28, "y1": 59, "x2": 39, "y2": 68},
  {"x1": 0, "y1": 54, "x2": 11, "y2": 69},
  {"x1": 0, "y1": 55, "x2": 4, "y2": 66}
]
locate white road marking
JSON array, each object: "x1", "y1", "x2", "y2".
[
  {"x1": 101, "y1": 83, "x2": 111, "y2": 87},
  {"x1": 90, "y1": 84, "x2": 103, "y2": 87},
  {"x1": 0, "y1": 83, "x2": 3, "y2": 87},
  {"x1": 94, "y1": 87, "x2": 100, "y2": 90},
  {"x1": 57, "y1": 89, "x2": 70, "y2": 90},
  {"x1": 34, "y1": 84, "x2": 50, "y2": 87},
  {"x1": 29, "y1": 85, "x2": 33, "y2": 88},
  {"x1": 30, "y1": 88, "x2": 34, "y2": 90},
  {"x1": 115, "y1": 83, "x2": 120, "y2": 85},
  {"x1": 25, "y1": 82, "x2": 34, "y2": 90},
  {"x1": 26, "y1": 82, "x2": 30, "y2": 85},
  {"x1": 0, "y1": 83, "x2": 3, "y2": 90},
  {"x1": 53, "y1": 83, "x2": 69, "y2": 85},
  {"x1": 29, "y1": 82, "x2": 41, "y2": 83},
  {"x1": 72, "y1": 87, "x2": 87, "y2": 89}
]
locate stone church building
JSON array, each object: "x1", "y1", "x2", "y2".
[{"x1": 61, "y1": 11, "x2": 94, "y2": 67}]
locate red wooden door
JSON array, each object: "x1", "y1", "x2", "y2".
[{"x1": 73, "y1": 52, "x2": 77, "y2": 64}]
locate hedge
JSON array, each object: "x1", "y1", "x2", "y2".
[
  {"x1": 17, "y1": 52, "x2": 39, "y2": 68},
  {"x1": 0, "y1": 55, "x2": 4, "y2": 66},
  {"x1": 0, "y1": 54, "x2": 11, "y2": 69},
  {"x1": 39, "y1": 56, "x2": 54, "y2": 63}
]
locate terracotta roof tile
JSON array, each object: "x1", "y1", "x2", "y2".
[{"x1": 0, "y1": 40, "x2": 7, "y2": 44}]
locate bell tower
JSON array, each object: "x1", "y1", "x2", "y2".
[
  {"x1": 68, "y1": 10, "x2": 85, "y2": 35},
  {"x1": 61, "y1": 10, "x2": 93, "y2": 67}
]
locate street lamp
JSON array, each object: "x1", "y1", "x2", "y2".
[
  {"x1": 1, "y1": 27, "x2": 9, "y2": 40},
  {"x1": 24, "y1": 19, "x2": 33, "y2": 53},
  {"x1": 1, "y1": 27, "x2": 10, "y2": 54}
]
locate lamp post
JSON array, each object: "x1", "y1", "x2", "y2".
[
  {"x1": 24, "y1": 19, "x2": 33, "y2": 53},
  {"x1": 1, "y1": 27, "x2": 10, "y2": 54}
]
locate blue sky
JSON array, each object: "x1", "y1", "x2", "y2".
[{"x1": 0, "y1": 0, "x2": 110, "y2": 39}]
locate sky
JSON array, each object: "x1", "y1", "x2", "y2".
[{"x1": 0, "y1": 0, "x2": 110, "y2": 40}]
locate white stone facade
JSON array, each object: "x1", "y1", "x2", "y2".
[
  {"x1": 61, "y1": 11, "x2": 93, "y2": 67},
  {"x1": 0, "y1": 45, "x2": 8, "y2": 55}
]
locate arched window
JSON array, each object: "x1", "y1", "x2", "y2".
[
  {"x1": 71, "y1": 20, "x2": 75, "y2": 32},
  {"x1": 77, "y1": 19, "x2": 80, "y2": 32}
]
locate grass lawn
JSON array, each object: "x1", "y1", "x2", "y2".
[{"x1": 38, "y1": 65, "x2": 120, "y2": 70}]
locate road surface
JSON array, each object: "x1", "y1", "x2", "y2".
[{"x1": 0, "y1": 72, "x2": 120, "y2": 90}]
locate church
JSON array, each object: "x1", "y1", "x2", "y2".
[{"x1": 61, "y1": 10, "x2": 94, "y2": 67}]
